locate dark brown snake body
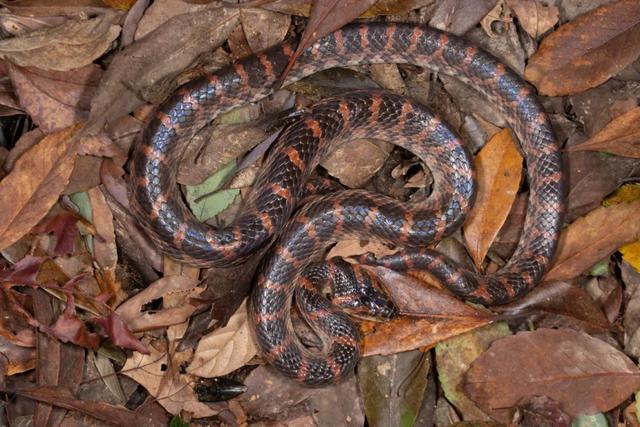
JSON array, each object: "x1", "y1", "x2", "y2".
[{"x1": 130, "y1": 22, "x2": 565, "y2": 386}]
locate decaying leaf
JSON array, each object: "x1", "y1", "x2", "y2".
[
  {"x1": 0, "y1": 124, "x2": 82, "y2": 251},
  {"x1": 463, "y1": 129, "x2": 522, "y2": 268},
  {"x1": 187, "y1": 299, "x2": 257, "y2": 378},
  {"x1": 545, "y1": 200, "x2": 640, "y2": 281},
  {"x1": 464, "y1": 328, "x2": 640, "y2": 421},
  {"x1": 358, "y1": 351, "x2": 430, "y2": 427},
  {"x1": 0, "y1": 10, "x2": 122, "y2": 71},
  {"x1": 436, "y1": 322, "x2": 511, "y2": 421},
  {"x1": 524, "y1": 0, "x2": 640, "y2": 95},
  {"x1": 567, "y1": 107, "x2": 640, "y2": 158}
]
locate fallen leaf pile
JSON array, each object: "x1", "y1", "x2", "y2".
[{"x1": 1, "y1": 0, "x2": 640, "y2": 426}]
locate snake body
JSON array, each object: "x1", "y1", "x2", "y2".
[{"x1": 130, "y1": 23, "x2": 565, "y2": 386}]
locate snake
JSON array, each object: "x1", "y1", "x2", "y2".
[{"x1": 129, "y1": 22, "x2": 565, "y2": 386}]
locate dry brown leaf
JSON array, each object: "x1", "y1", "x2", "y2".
[
  {"x1": 7, "y1": 63, "x2": 101, "y2": 133},
  {"x1": 116, "y1": 275, "x2": 202, "y2": 332},
  {"x1": 464, "y1": 328, "x2": 640, "y2": 422},
  {"x1": 134, "y1": 0, "x2": 207, "y2": 40},
  {"x1": 321, "y1": 139, "x2": 392, "y2": 188},
  {"x1": 524, "y1": 0, "x2": 640, "y2": 96},
  {"x1": 463, "y1": 129, "x2": 523, "y2": 268},
  {"x1": 263, "y1": 0, "x2": 434, "y2": 17},
  {"x1": 122, "y1": 344, "x2": 225, "y2": 418},
  {"x1": 240, "y1": 8, "x2": 290, "y2": 53},
  {"x1": 0, "y1": 10, "x2": 121, "y2": 71},
  {"x1": 87, "y1": 187, "x2": 118, "y2": 270},
  {"x1": 506, "y1": 0, "x2": 559, "y2": 38},
  {"x1": 5, "y1": 385, "x2": 163, "y2": 426},
  {"x1": 566, "y1": 107, "x2": 640, "y2": 158},
  {"x1": 86, "y1": 6, "x2": 240, "y2": 136},
  {"x1": 0, "y1": 124, "x2": 81, "y2": 251},
  {"x1": 430, "y1": 0, "x2": 498, "y2": 35},
  {"x1": 360, "y1": 268, "x2": 495, "y2": 356},
  {"x1": 187, "y1": 298, "x2": 257, "y2": 378},
  {"x1": 545, "y1": 199, "x2": 640, "y2": 281}
]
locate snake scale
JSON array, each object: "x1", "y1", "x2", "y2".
[{"x1": 130, "y1": 22, "x2": 565, "y2": 386}]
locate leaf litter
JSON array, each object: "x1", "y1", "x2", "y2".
[{"x1": 0, "y1": 0, "x2": 640, "y2": 425}]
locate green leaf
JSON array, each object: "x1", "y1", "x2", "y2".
[
  {"x1": 186, "y1": 160, "x2": 240, "y2": 222},
  {"x1": 169, "y1": 415, "x2": 189, "y2": 427},
  {"x1": 571, "y1": 413, "x2": 608, "y2": 427}
]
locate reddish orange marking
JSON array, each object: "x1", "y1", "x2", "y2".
[
  {"x1": 284, "y1": 146, "x2": 305, "y2": 171},
  {"x1": 279, "y1": 247, "x2": 302, "y2": 267},
  {"x1": 535, "y1": 112, "x2": 547, "y2": 125},
  {"x1": 408, "y1": 26, "x2": 423, "y2": 53},
  {"x1": 297, "y1": 359, "x2": 309, "y2": 382},
  {"x1": 260, "y1": 212, "x2": 274, "y2": 232},
  {"x1": 370, "y1": 94, "x2": 382, "y2": 122},
  {"x1": 364, "y1": 207, "x2": 380, "y2": 228},
  {"x1": 338, "y1": 100, "x2": 350, "y2": 125},
  {"x1": 470, "y1": 285, "x2": 492, "y2": 301},
  {"x1": 494, "y1": 63, "x2": 506, "y2": 79},
  {"x1": 149, "y1": 194, "x2": 167, "y2": 220},
  {"x1": 156, "y1": 111, "x2": 173, "y2": 128},
  {"x1": 282, "y1": 42, "x2": 294, "y2": 57},
  {"x1": 173, "y1": 222, "x2": 188, "y2": 248},
  {"x1": 396, "y1": 101, "x2": 412, "y2": 131},
  {"x1": 142, "y1": 144, "x2": 166, "y2": 163},
  {"x1": 305, "y1": 118, "x2": 323, "y2": 138},
  {"x1": 434, "y1": 33, "x2": 449, "y2": 57},
  {"x1": 385, "y1": 23, "x2": 397, "y2": 50},
  {"x1": 399, "y1": 211, "x2": 414, "y2": 243},
  {"x1": 234, "y1": 62, "x2": 250, "y2": 87},
  {"x1": 359, "y1": 24, "x2": 369, "y2": 50},
  {"x1": 464, "y1": 46, "x2": 477, "y2": 64},
  {"x1": 326, "y1": 354, "x2": 343, "y2": 382},
  {"x1": 137, "y1": 175, "x2": 150, "y2": 188},
  {"x1": 271, "y1": 183, "x2": 292, "y2": 201},
  {"x1": 334, "y1": 29, "x2": 345, "y2": 54},
  {"x1": 305, "y1": 222, "x2": 318, "y2": 239},
  {"x1": 257, "y1": 52, "x2": 275, "y2": 80},
  {"x1": 177, "y1": 87, "x2": 198, "y2": 107}
]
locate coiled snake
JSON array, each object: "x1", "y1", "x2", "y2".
[{"x1": 130, "y1": 22, "x2": 565, "y2": 386}]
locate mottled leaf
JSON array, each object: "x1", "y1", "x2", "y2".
[
  {"x1": 436, "y1": 322, "x2": 511, "y2": 421},
  {"x1": 524, "y1": 0, "x2": 640, "y2": 96},
  {"x1": 464, "y1": 328, "x2": 640, "y2": 421}
]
